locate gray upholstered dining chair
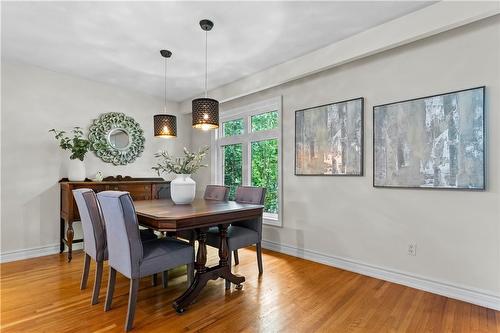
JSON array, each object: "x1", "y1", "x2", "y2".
[
  {"x1": 177, "y1": 185, "x2": 230, "y2": 244},
  {"x1": 203, "y1": 185, "x2": 230, "y2": 201},
  {"x1": 72, "y1": 189, "x2": 158, "y2": 305},
  {"x1": 97, "y1": 191, "x2": 195, "y2": 331},
  {"x1": 205, "y1": 186, "x2": 266, "y2": 289}
]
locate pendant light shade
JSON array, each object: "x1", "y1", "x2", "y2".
[
  {"x1": 154, "y1": 114, "x2": 177, "y2": 137},
  {"x1": 192, "y1": 98, "x2": 219, "y2": 130},
  {"x1": 154, "y1": 49, "x2": 177, "y2": 138},
  {"x1": 192, "y1": 19, "x2": 219, "y2": 130}
]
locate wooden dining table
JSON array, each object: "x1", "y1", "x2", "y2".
[{"x1": 134, "y1": 198, "x2": 264, "y2": 313}]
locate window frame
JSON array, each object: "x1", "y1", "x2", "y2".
[{"x1": 211, "y1": 96, "x2": 283, "y2": 227}]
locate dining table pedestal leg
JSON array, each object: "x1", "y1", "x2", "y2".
[{"x1": 172, "y1": 225, "x2": 245, "y2": 313}]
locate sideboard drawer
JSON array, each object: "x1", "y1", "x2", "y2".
[{"x1": 109, "y1": 184, "x2": 152, "y2": 200}]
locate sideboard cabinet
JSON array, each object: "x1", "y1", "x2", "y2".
[{"x1": 60, "y1": 176, "x2": 170, "y2": 261}]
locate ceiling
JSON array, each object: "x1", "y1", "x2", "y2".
[{"x1": 1, "y1": 1, "x2": 432, "y2": 102}]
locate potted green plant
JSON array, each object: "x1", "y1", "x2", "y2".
[
  {"x1": 152, "y1": 146, "x2": 209, "y2": 204},
  {"x1": 49, "y1": 127, "x2": 90, "y2": 181}
]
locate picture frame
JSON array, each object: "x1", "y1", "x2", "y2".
[
  {"x1": 295, "y1": 97, "x2": 364, "y2": 176},
  {"x1": 373, "y1": 86, "x2": 485, "y2": 190}
]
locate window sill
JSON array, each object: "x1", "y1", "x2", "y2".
[{"x1": 263, "y1": 215, "x2": 282, "y2": 227}]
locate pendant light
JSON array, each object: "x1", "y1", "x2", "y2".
[
  {"x1": 154, "y1": 49, "x2": 177, "y2": 138},
  {"x1": 192, "y1": 19, "x2": 219, "y2": 130}
]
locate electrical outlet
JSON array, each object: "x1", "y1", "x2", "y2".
[{"x1": 408, "y1": 243, "x2": 417, "y2": 256}]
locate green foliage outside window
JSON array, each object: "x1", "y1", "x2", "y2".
[
  {"x1": 251, "y1": 139, "x2": 278, "y2": 214},
  {"x1": 223, "y1": 144, "x2": 242, "y2": 200},
  {"x1": 223, "y1": 118, "x2": 244, "y2": 137},
  {"x1": 251, "y1": 111, "x2": 278, "y2": 132},
  {"x1": 222, "y1": 111, "x2": 279, "y2": 214}
]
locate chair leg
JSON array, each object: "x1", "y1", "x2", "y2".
[
  {"x1": 256, "y1": 242, "x2": 263, "y2": 275},
  {"x1": 91, "y1": 260, "x2": 103, "y2": 305},
  {"x1": 233, "y1": 250, "x2": 239, "y2": 265},
  {"x1": 162, "y1": 271, "x2": 169, "y2": 288},
  {"x1": 125, "y1": 278, "x2": 139, "y2": 332},
  {"x1": 187, "y1": 263, "x2": 194, "y2": 286},
  {"x1": 225, "y1": 251, "x2": 232, "y2": 290},
  {"x1": 80, "y1": 253, "x2": 91, "y2": 290},
  {"x1": 151, "y1": 273, "x2": 158, "y2": 286},
  {"x1": 104, "y1": 267, "x2": 116, "y2": 311}
]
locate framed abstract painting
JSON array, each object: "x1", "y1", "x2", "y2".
[
  {"x1": 295, "y1": 97, "x2": 364, "y2": 176},
  {"x1": 373, "y1": 86, "x2": 485, "y2": 190}
]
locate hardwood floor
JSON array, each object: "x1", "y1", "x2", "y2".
[{"x1": 1, "y1": 247, "x2": 499, "y2": 332}]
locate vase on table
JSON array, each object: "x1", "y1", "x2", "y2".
[
  {"x1": 68, "y1": 159, "x2": 86, "y2": 181},
  {"x1": 171, "y1": 174, "x2": 196, "y2": 204}
]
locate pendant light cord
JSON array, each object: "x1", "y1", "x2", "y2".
[
  {"x1": 205, "y1": 30, "x2": 208, "y2": 98},
  {"x1": 164, "y1": 56, "x2": 168, "y2": 112}
]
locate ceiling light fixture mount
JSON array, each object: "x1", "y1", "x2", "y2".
[
  {"x1": 154, "y1": 49, "x2": 177, "y2": 138},
  {"x1": 160, "y1": 49, "x2": 172, "y2": 58},
  {"x1": 192, "y1": 19, "x2": 219, "y2": 131},
  {"x1": 199, "y1": 19, "x2": 214, "y2": 31}
]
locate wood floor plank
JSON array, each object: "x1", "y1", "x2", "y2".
[{"x1": 1, "y1": 247, "x2": 498, "y2": 332}]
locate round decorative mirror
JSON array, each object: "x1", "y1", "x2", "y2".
[
  {"x1": 108, "y1": 128, "x2": 130, "y2": 150},
  {"x1": 88, "y1": 112, "x2": 145, "y2": 165}
]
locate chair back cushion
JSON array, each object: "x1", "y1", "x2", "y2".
[
  {"x1": 232, "y1": 186, "x2": 266, "y2": 238},
  {"x1": 204, "y1": 185, "x2": 230, "y2": 201},
  {"x1": 235, "y1": 186, "x2": 266, "y2": 205},
  {"x1": 72, "y1": 189, "x2": 106, "y2": 261},
  {"x1": 97, "y1": 191, "x2": 143, "y2": 279}
]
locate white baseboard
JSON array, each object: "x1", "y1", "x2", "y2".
[
  {"x1": 0, "y1": 243, "x2": 83, "y2": 263},
  {"x1": 2, "y1": 240, "x2": 498, "y2": 310},
  {"x1": 261, "y1": 239, "x2": 500, "y2": 311}
]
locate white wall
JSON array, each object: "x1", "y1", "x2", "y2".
[
  {"x1": 189, "y1": 16, "x2": 500, "y2": 304},
  {"x1": 190, "y1": 130, "x2": 212, "y2": 198},
  {"x1": 0, "y1": 62, "x2": 191, "y2": 255}
]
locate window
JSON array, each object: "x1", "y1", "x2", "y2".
[{"x1": 212, "y1": 97, "x2": 282, "y2": 226}]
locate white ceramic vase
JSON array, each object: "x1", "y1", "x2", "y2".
[
  {"x1": 171, "y1": 174, "x2": 196, "y2": 204},
  {"x1": 68, "y1": 159, "x2": 86, "y2": 181}
]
